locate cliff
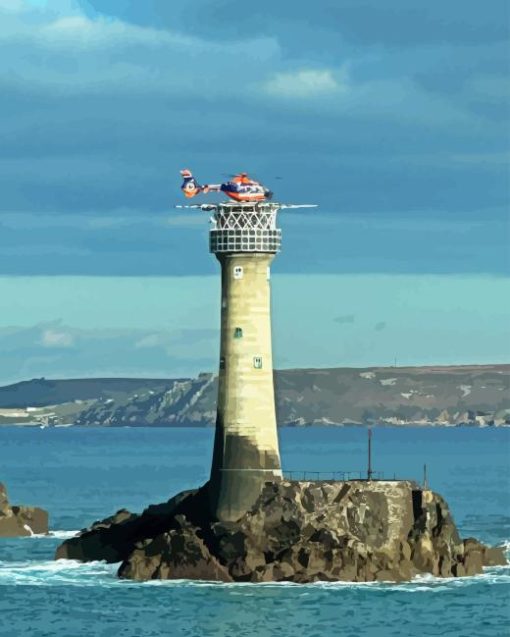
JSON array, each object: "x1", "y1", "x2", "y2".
[
  {"x1": 55, "y1": 480, "x2": 506, "y2": 582},
  {"x1": 1, "y1": 365, "x2": 508, "y2": 427}
]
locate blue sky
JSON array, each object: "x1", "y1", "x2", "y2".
[{"x1": 0, "y1": 0, "x2": 508, "y2": 383}]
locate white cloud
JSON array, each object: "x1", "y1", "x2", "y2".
[
  {"x1": 0, "y1": 0, "x2": 25, "y2": 14},
  {"x1": 263, "y1": 69, "x2": 347, "y2": 98},
  {"x1": 135, "y1": 334, "x2": 162, "y2": 349},
  {"x1": 0, "y1": 3, "x2": 280, "y2": 98},
  {"x1": 38, "y1": 15, "x2": 179, "y2": 49},
  {"x1": 40, "y1": 328, "x2": 74, "y2": 348}
]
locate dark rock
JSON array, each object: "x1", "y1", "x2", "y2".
[
  {"x1": 0, "y1": 482, "x2": 49, "y2": 537},
  {"x1": 54, "y1": 480, "x2": 507, "y2": 583},
  {"x1": 55, "y1": 489, "x2": 198, "y2": 562},
  {"x1": 118, "y1": 517, "x2": 231, "y2": 582}
]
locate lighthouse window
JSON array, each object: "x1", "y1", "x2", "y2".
[
  {"x1": 234, "y1": 327, "x2": 243, "y2": 339},
  {"x1": 253, "y1": 356, "x2": 263, "y2": 369},
  {"x1": 219, "y1": 357, "x2": 225, "y2": 370},
  {"x1": 233, "y1": 266, "x2": 243, "y2": 279}
]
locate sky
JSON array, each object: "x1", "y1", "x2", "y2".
[{"x1": 0, "y1": 0, "x2": 509, "y2": 384}]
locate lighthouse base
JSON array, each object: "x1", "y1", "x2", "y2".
[
  {"x1": 209, "y1": 421, "x2": 282, "y2": 521},
  {"x1": 209, "y1": 467, "x2": 282, "y2": 523}
]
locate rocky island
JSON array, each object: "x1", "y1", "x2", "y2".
[
  {"x1": 56, "y1": 479, "x2": 506, "y2": 582},
  {"x1": 0, "y1": 482, "x2": 48, "y2": 537}
]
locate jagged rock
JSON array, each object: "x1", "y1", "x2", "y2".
[
  {"x1": 55, "y1": 480, "x2": 507, "y2": 583},
  {"x1": 0, "y1": 482, "x2": 48, "y2": 537},
  {"x1": 55, "y1": 490, "x2": 196, "y2": 562},
  {"x1": 118, "y1": 515, "x2": 232, "y2": 582},
  {"x1": 463, "y1": 537, "x2": 506, "y2": 570}
]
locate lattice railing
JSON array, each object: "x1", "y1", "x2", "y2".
[{"x1": 209, "y1": 202, "x2": 282, "y2": 254}]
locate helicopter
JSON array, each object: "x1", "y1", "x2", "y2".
[{"x1": 180, "y1": 169, "x2": 272, "y2": 203}]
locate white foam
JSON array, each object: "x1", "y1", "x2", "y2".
[
  {"x1": 18, "y1": 530, "x2": 80, "y2": 540},
  {"x1": 0, "y1": 541, "x2": 507, "y2": 590},
  {"x1": 380, "y1": 378, "x2": 397, "y2": 386},
  {"x1": 0, "y1": 559, "x2": 118, "y2": 587},
  {"x1": 48, "y1": 530, "x2": 80, "y2": 539},
  {"x1": 136, "y1": 565, "x2": 510, "y2": 591}
]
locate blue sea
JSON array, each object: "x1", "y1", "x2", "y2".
[{"x1": 0, "y1": 426, "x2": 509, "y2": 637}]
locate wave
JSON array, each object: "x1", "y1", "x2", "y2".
[
  {"x1": 47, "y1": 530, "x2": 80, "y2": 539},
  {"x1": 0, "y1": 542, "x2": 508, "y2": 590},
  {"x1": 18, "y1": 530, "x2": 80, "y2": 540},
  {"x1": 139, "y1": 566, "x2": 510, "y2": 591},
  {"x1": 0, "y1": 559, "x2": 118, "y2": 587}
]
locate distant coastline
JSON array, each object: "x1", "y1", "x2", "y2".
[{"x1": 0, "y1": 364, "x2": 508, "y2": 428}]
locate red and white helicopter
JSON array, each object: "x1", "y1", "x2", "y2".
[{"x1": 178, "y1": 169, "x2": 317, "y2": 210}]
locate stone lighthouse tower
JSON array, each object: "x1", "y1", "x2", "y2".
[{"x1": 207, "y1": 201, "x2": 283, "y2": 521}]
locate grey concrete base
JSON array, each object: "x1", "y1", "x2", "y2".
[
  {"x1": 209, "y1": 425, "x2": 281, "y2": 521},
  {"x1": 209, "y1": 468, "x2": 281, "y2": 522}
]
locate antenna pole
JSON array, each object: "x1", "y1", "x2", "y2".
[
  {"x1": 367, "y1": 428, "x2": 373, "y2": 481},
  {"x1": 423, "y1": 463, "x2": 428, "y2": 489}
]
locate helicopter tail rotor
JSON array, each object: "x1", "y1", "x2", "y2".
[{"x1": 180, "y1": 169, "x2": 202, "y2": 198}]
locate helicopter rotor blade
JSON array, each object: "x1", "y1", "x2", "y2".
[
  {"x1": 175, "y1": 204, "x2": 218, "y2": 211},
  {"x1": 280, "y1": 204, "x2": 318, "y2": 209}
]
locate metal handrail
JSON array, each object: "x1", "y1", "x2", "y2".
[{"x1": 282, "y1": 470, "x2": 386, "y2": 481}]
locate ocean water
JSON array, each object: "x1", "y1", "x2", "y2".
[{"x1": 0, "y1": 426, "x2": 508, "y2": 637}]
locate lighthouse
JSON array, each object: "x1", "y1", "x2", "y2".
[{"x1": 207, "y1": 201, "x2": 283, "y2": 521}]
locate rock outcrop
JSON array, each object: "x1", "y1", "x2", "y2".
[
  {"x1": 55, "y1": 480, "x2": 506, "y2": 582},
  {"x1": 0, "y1": 482, "x2": 49, "y2": 537}
]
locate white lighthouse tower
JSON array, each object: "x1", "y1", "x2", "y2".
[{"x1": 207, "y1": 201, "x2": 283, "y2": 521}]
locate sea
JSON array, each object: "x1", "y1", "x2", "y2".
[{"x1": 0, "y1": 426, "x2": 508, "y2": 637}]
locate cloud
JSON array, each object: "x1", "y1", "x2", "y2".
[
  {"x1": 135, "y1": 328, "x2": 218, "y2": 351},
  {"x1": 0, "y1": 0, "x2": 25, "y2": 13},
  {"x1": 135, "y1": 334, "x2": 161, "y2": 349},
  {"x1": 1, "y1": 274, "x2": 509, "y2": 384},
  {"x1": 79, "y1": 0, "x2": 510, "y2": 48},
  {"x1": 0, "y1": 322, "x2": 218, "y2": 384},
  {"x1": 40, "y1": 328, "x2": 74, "y2": 347},
  {"x1": 0, "y1": 3, "x2": 279, "y2": 97},
  {"x1": 0, "y1": 0, "x2": 507, "y2": 279},
  {"x1": 334, "y1": 314, "x2": 355, "y2": 325},
  {"x1": 1, "y1": 207, "x2": 508, "y2": 276},
  {"x1": 374, "y1": 321, "x2": 387, "y2": 332},
  {"x1": 263, "y1": 69, "x2": 346, "y2": 99}
]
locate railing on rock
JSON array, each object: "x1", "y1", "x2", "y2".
[{"x1": 282, "y1": 470, "x2": 386, "y2": 481}]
